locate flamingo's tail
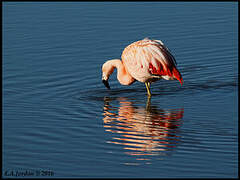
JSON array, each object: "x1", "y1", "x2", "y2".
[{"x1": 172, "y1": 68, "x2": 183, "y2": 85}]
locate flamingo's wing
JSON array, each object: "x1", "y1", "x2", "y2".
[{"x1": 122, "y1": 39, "x2": 183, "y2": 85}]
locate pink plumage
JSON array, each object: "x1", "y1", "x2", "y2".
[{"x1": 122, "y1": 38, "x2": 183, "y2": 85}]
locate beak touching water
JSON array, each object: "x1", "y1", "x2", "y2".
[{"x1": 102, "y1": 80, "x2": 110, "y2": 89}]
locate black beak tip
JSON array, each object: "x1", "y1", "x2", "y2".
[{"x1": 102, "y1": 80, "x2": 110, "y2": 90}]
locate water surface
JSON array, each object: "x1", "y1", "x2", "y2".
[{"x1": 3, "y1": 2, "x2": 238, "y2": 178}]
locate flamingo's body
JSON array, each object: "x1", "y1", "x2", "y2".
[{"x1": 102, "y1": 38, "x2": 183, "y2": 96}]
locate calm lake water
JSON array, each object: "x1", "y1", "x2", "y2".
[{"x1": 3, "y1": 2, "x2": 238, "y2": 178}]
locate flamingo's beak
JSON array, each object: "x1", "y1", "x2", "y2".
[{"x1": 102, "y1": 80, "x2": 110, "y2": 89}]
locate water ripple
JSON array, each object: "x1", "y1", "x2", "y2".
[{"x1": 102, "y1": 97, "x2": 184, "y2": 162}]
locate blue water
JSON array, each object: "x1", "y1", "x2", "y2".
[{"x1": 3, "y1": 2, "x2": 238, "y2": 178}]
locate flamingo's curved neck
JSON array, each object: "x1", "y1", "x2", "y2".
[{"x1": 110, "y1": 59, "x2": 135, "y2": 85}]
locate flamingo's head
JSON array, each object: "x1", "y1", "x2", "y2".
[{"x1": 102, "y1": 61, "x2": 115, "y2": 90}]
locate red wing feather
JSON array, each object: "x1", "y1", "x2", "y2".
[
  {"x1": 149, "y1": 62, "x2": 183, "y2": 85},
  {"x1": 147, "y1": 42, "x2": 183, "y2": 85}
]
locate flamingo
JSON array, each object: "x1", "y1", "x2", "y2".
[{"x1": 102, "y1": 38, "x2": 183, "y2": 96}]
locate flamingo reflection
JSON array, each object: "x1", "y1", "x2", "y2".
[{"x1": 103, "y1": 97, "x2": 184, "y2": 158}]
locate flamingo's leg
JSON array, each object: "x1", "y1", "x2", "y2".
[
  {"x1": 146, "y1": 95, "x2": 151, "y2": 111},
  {"x1": 145, "y1": 82, "x2": 151, "y2": 97}
]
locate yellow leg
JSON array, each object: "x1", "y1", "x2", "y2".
[
  {"x1": 146, "y1": 94, "x2": 152, "y2": 111},
  {"x1": 145, "y1": 82, "x2": 151, "y2": 97}
]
